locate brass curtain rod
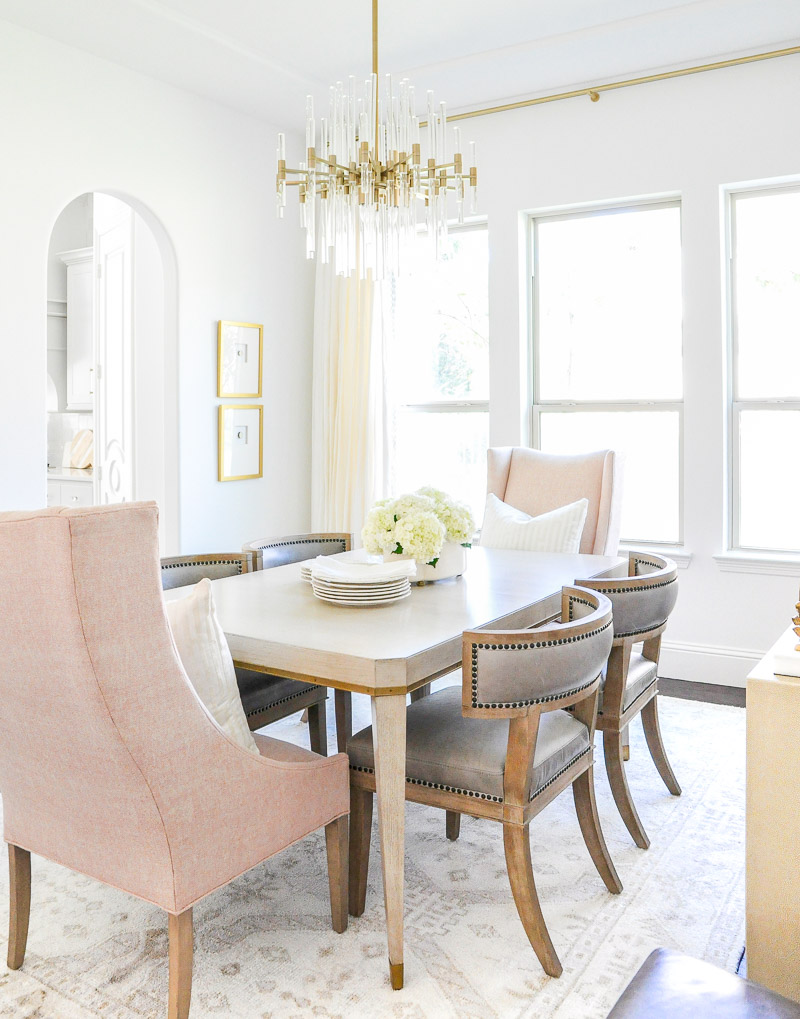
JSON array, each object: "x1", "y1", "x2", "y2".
[{"x1": 422, "y1": 44, "x2": 800, "y2": 124}]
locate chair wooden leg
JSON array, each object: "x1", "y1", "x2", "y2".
[
  {"x1": 7, "y1": 844, "x2": 31, "y2": 971},
  {"x1": 334, "y1": 690, "x2": 352, "y2": 755},
  {"x1": 445, "y1": 811, "x2": 461, "y2": 841},
  {"x1": 572, "y1": 768, "x2": 623, "y2": 894},
  {"x1": 325, "y1": 815, "x2": 349, "y2": 934},
  {"x1": 502, "y1": 823, "x2": 562, "y2": 978},
  {"x1": 348, "y1": 786, "x2": 373, "y2": 917},
  {"x1": 603, "y1": 729, "x2": 650, "y2": 850},
  {"x1": 307, "y1": 701, "x2": 328, "y2": 756},
  {"x1": 300, "y1": 708, "x2": 309, "y2": 723},
  {"x1": 621, "y1": 723, "x2": 630, "y2": 761},
  {"x1": 641, "y1": 696, "x2": 681, "y2": 796},
  {"x1": 410, "y1": 683, "x2": 431, "y2": 703},
  {"x1": 167, "y1": 909, "x2": 193, "y2": 1019}
]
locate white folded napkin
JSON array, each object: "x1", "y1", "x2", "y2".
[{"x1": 310, "y1": 555, "x2": 417, "y2": 583}]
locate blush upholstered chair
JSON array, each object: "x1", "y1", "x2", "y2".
[
  {"x1": 411, "y1": 445, "x2": 624, "y2": 711},
  {"x1": 486, "y1": 446, "x2": 624, "y2": 556},
  {"x1": 0, "y1": 503, "x2": 349, "y2": 1019},
  {"x1": 575, "y1": 552, "x2": 680, "y2": 849},
  {"x1": 160, "y1": 552, "x2": 329, "y2": 754},
  {"x1": 243, "y1": 533, "x2": 354, "y2": 754},
  {"x1": 348, "y1": 586, "x2": 622, "y2": 978}
]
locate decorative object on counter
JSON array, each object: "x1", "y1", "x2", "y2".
[
  {"x1": 69, "y1": 428, "x2": 93, "y2": 468},
  {"x1": 275, "y1": 0, "x2": 478, "y2": 278},
  {"x1": 362, "y1": 486, "x2": 474, "y2": 583},
  {"x1": 218, "y1": 404, "x2": 263, "y2": 481},
  {"x1": 217, "y1": 321, "x2": 263, "y2": 398}
]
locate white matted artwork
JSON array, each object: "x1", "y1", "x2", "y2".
[
  {"x1": 217, "y1": 321, "x2": 263, "y2": 398},
  {"x1": 218, "y1": 404, "x2": 263, "y2": 481}
]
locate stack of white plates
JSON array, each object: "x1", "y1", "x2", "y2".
[
  {"x1": 304, "y1": 554, "x2": 415, "y2": 606},
  {"x1": 311, "y1": 575, "x2": 411, "y2": 606}
]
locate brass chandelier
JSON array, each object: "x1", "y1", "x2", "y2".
[{"x1": 276, "y1": 0, "x2": 478, "y2": 278}]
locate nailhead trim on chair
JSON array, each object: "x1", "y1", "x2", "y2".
[
  {"x1": 255, "y1": 538, "x2": 348, "y2": 552},
  {"x1": 162, "y1": 559, "x2": 246, "y2": 573},
  {"x1": 590, "y1": 576, "x2": 677, "y2": 594},
  {"x1": 529, "y1": 745, "x2": 591, "y2": 801},
  {"x1": 632, "y1": 554, "x2": 667, "y2": 573},
  {"x1": 243, "y1": 685, "x2": 316, "y2": 718},
  {"x1": 614, "y1": 621, "x2": 669, "y2": 639},
  {"x1": 350, "y1": 745, "x2": 592, "y2": 805},
  {"x1": 350, "y1": 764, "x2": 503, "y2": 802},
  {"x1": 567, "y1": 594, "x2": 596, "y2": 622},
  {"x1": 469, "y1": 619, "x2": 612, "y2": 709}
]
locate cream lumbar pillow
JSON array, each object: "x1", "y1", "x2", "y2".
[
  {"x1": 480, "y1": 493, "x2": 589, "y2": 553},
  {"x1": 165, "y1": 578, "x2": 259, "y2": 755}
]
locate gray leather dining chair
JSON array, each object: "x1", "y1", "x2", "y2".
[
  {"x1": 241, "y1": 533, "x2": 354, "y2": 754},
  {"x1": 160, "y1": 551, "x2": 329, "y2": 754},
  {"x1": 575, "y1": 552, "x2": 681, "y2": 849},
  {"x1": 348, "y1": 585, "x2": 622, "y2": 978}
]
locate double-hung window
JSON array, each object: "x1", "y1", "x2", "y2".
[
  {"x1": 385, "y1": 224, "x2": 489, "y2": 518},
  {"x1": 530, "y1": 201, "x2": 683, "y2": 544},
  {"x1": 729, "y1": 187, "x2": 800, "y2": 553}
]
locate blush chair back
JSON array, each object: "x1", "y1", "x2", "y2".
[
  {"x1": 487, "y1": 446, "x2": 624, "y2": 555},
  {"x1": 0, "y1": 503, "x2": 349, "y2": 1018}
]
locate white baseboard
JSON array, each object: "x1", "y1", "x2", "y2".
[{"x1": 660, "y1": 640, "x2": 764, "y2": 689}]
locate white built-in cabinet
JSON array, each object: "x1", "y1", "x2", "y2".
[
  {"x1": 59, "y1": 247, "x2": 94, "y2": 411},
  {"x1": 47, "y1": 479, "x2": 92, "y2": 507}
]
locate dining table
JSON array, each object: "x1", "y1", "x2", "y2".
[{"x1": 165, "y1": 545, "x2": 625, "y2": 989}]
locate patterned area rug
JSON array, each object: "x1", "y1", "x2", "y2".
[{"x1": 0, "y1": 693, "x2": 745, "y2": 1019}]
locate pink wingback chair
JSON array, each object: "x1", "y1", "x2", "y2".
[
  {"x1": 0, "y1": 502, "x2": 349, "y2": 1019},
  {"x1": 487, "y1": 446, "x2": 624, "y2": 556}
]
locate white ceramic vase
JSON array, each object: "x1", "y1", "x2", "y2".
[{"x1": 385, "y1": 541, "x2": 467, "y2": 583}]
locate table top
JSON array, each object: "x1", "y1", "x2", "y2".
[
  {"x1": 165, "y1": 547, "x2": 624, "y2": 695},
  {"x1": 748, "y1": 626, "x2": 800, "y2": 685}
]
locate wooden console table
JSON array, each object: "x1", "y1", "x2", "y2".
[{"x1": 747, "y1": 626, "x2": 800, "y2": 1003}]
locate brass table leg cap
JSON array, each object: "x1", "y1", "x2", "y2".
[{"x1": 389, "y1": 962, "x2": 404, "y2": 990}]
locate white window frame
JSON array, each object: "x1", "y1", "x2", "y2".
[
  {"x1": 528, "y1": 198, "x2": 685, "y2": 547},
  {"x1": 727, "y1": 183, "x2": 800, "y2": 555},
  {"x1": 392, "y1": 220, "x2": 489, "y2": 439}
]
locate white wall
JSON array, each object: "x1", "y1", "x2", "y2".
[
  {"x1": 0, "y1": 20, "x2": 314, "y2": 553},
  {"x1": 467, "y1": 54, "x2": 800, "y2": 685}
]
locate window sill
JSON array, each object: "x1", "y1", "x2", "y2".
[
  {"x1": 713, "y1": 552, "x2": 800, "y2": 576},
  {"x1": 620, "y1": 545, "x2": 693, "y2": 570}
]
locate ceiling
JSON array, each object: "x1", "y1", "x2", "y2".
[{"x1": 1, "y1": 0, "x2": 799, "y2": 124}]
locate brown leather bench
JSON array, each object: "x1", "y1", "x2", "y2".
[{"x1": 607, "y1": 948, "x2": 800, "y2": 1017}]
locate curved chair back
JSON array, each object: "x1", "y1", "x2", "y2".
[
  {"x1": 487, "y1": 446, "x2": 624, "y2": 555},
  {"x1": 243, "y1": 532, "x2": 351, "y2": 571},
  {"x1": 576, "y1": 552, "x2": 678, "y2": 642},
  {"x1": 0, "y1": 504, "x2": 343, "y2": 915},
  {"x1": 462, "y1": 586, "x2": 613, "y2": 718},
  {"x1": 160, "y1": 551, "x2": 256, "y2": 590}
]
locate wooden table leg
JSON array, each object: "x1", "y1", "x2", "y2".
[{"x1": 371, "y1": 693, "x2": 407, "y2": 990}]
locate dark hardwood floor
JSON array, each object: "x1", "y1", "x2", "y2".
[{"x1": 660, "y1": 676, "x2": 745, "y2": 707}]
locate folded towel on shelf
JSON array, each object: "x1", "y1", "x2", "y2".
[{"x1": 310, "y1": 555, "x2": 417, "y2": 584}]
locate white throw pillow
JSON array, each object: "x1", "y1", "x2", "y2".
[
  {"x1": 165, "y1": 578, "x2": 259, "y2": 755},
  {"x1": 480, "y1": 493, "x2": 589, "y2": 554}
]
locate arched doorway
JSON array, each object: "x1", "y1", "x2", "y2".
[{"x1": 46, "y1": 192, "x2": 179, "y2": 551}]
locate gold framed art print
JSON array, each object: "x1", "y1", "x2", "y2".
[
  {"x1": 217, "y1": 321, "x2": 263, "y2": 398},
  {"x1": 218, "y1": 404, "x2": 263, "y2": 481}
]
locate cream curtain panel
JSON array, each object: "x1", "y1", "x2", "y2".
[{"x1": 311, "y1": 256, "x2": 386, "y2": 543}]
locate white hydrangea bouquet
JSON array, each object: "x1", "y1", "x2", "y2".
[{"x1": 362, "y1": 487, "x2": 475, "y2": 582}]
